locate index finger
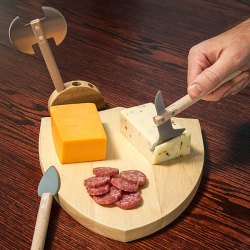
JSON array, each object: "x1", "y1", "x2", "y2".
[{"x1": 187, "y1": 46, "x2": 212, "y2": 86}]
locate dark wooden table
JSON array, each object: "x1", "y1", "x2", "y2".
[{"x1": 1, "y1": 0, "x2": 249, "y2": 249}]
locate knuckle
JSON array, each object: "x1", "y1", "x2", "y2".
[
  {"x1": 188, "y1": 44, "x2": 202, "y2": 58},
  {"x1": 230, "y1": 52, "x2": 244, "y2": 69},
  {"x1": 189, "y1": 45, "x2": 196, "y2": 54},
  {"x1": 227, "y1": 46, "x2": 249, "y2": 70}
]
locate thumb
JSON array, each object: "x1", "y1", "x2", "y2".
[{"x1": 187, "y1": 57, "x2": 236, "y2": 99}]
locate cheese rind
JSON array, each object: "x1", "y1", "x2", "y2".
[
  {"x1": 50, "y1": 103, "x2": 107, "y2": 164},
  {"x1": 120, "y1": 103, "x2": 191, "y2": 164}
]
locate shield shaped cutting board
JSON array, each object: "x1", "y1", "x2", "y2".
[{"x1": 39, "y1": 107, "x2": 204, "y2": 242}]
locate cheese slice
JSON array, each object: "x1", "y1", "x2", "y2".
[
  {"x1": 120, "y1": 103, "x2": 191, "y2": 164},
  {"x1": 50, "y1": 103, "x2": 107, "y2": 164}
]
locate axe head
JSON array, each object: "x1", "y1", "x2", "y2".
[
  {"x1": 9, "y1": 6, "x2": 67, "y2": 54},
  {"x1": 151, "y1": 91, "x2": 185, "y2": 151}
]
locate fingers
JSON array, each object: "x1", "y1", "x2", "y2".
[
  {"x1": 187, "y1": 18, "x2": 250, "y2": 102},
  {"x1": 187, "y1": 40, "x2": 227, "y2": 99},
  {"x1": 224, "y1": 71, "x2": 250, "y2": 97},
  {"x1": 203, "y1": 71, "x2": 250, "y2": 101},
  {"x1": 187, "y1": 43, "x2": 212, "y2": 85},
  {"x1": 187, "y1": 61, "x2": 228, "y2": 99},
  {"x1": 187, "y1": 51, "x2": 242, "y2": 100},
  {"x1": 187, "y1": 43, "x2": 217, "y2": 99}
]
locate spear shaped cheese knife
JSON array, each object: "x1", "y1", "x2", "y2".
[{"x1": 31, "y1": 166, "x2": 60, "y2": 250}]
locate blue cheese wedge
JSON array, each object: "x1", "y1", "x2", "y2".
[{"x1": 120, "y1": 103, "x2": 191, "y2": 164}]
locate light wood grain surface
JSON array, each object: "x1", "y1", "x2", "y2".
[
  {"x1": 39, "y1": 107, "x2": 204, "y2": 242},
  {"x1": 48, "y1": 80, "x2": 105, "y2": 110}
]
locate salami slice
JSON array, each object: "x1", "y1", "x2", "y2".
[
  {"x1": 84, "y1": 176, "x2": 110, "y2": 188},
  {"x1": 120, "y1": 170, "x2": 146, "y2": 186},
  {"x1": 111, "y1": 177, "x2": 138, "y2": 192},
  {"x1": 93, "y1": 186, "x2": 122, "y2": 205},
  {"x1": 93, "y1": 167, "x2": 119, "y2": 177},
  {"x1": 115, "y1": 191, "x2": 141, "y2": 209},
  {"x1": 87, "y1": 184, "x2": 110, "y2": 196}
]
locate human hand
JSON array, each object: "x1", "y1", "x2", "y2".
[{"x1": 187, "y1": 18, "x2": 250, "y2": 101}]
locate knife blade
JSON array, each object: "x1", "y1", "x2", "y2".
[
  {"x1": 31, "y1": 166, "x2": 60, "y2": 250},
  {"x1": 151, "y1": 91, "x2": 185, "y2": 151}
]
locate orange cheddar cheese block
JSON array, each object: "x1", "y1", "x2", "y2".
[{"x1": 50, "y1": 103, "x2": 107, "y2": 164}]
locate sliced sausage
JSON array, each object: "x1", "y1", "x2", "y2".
[
  {"x1": 115, "y1": 191, "x2": 141, "y2": 209},
  {"x1": 84, "y1": 176, "x2": 110, "y2": 188},
  {"x1": 120, "y1": 170, "x2": 146, "y2": 186},
  {"x1": 111, "y1": 177, "x2": 138, "y2": 192},
  {"x1": 93, "y1": 167, "x2": 119, "y2": 177},
  {"x1": 87, "y1": 184, "x2": 110, "y2": 196},
  {"x1": 93, "y1": 186, "x2": 122, "y2": 205}
]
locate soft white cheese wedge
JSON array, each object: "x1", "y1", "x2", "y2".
[{"x1": 120, "y1": 103, "x2": 191, "y2": 164}]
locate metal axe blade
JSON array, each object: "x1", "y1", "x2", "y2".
[
  {"x1": 9, "y1": 6, "x2": 67, "y2": 55},
  {"x1": 151, "y1": 90, "x2": 185, "y2": 151},
  {"x1": 41, "y1": 6, "x2": 67, "y2": 45},
  {"x1": 9, "y1": 16, "x2": 36, "y2": 54}
]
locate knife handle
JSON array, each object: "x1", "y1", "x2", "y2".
[
  {"x1": 153, "y1": 71, "x2": 241, "y2": 126},
  {"x1": 31, "y1": 193, "x2": 53, "y2": 250}
]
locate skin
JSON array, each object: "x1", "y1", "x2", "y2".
[{"x1": 187, "y1": 18, "x2": 250, "y2": 101}]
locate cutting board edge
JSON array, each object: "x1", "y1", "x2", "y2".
[
  {"x1": 161, "y1": 172, "x2": 202, "y2": 229},
  {"x1": 54, "y1": 194, "x2": 165, "y2": 242},
  {"x1": 39, "y1": 108, "x2": 204, "y2": 242},
  {"x1": 52, "y1": 173, "x2": 203, "y2": 243}
]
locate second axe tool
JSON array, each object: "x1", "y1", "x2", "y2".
[
  {"x1": 153, "y1": 71, "x2": 241, "y2": 126},
  {"x1": 9, "y1": 6, "x2": 105, "y2": 110},
  {"x1": 151, "y1": 90, "x2": 185, "y2": 151},
  {"x1": 152, "y1": 71, "x2": 241, "y2": 149}
]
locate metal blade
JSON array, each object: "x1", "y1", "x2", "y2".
[
  {"x1": 38, "y1": 166, "x2": 60, "y2": 197},
  {"x1": 155, "y1": 90, "x2": 166, "y2": 115},
  {"x1": 151, "y1": 91, "x2": 185, "y2": 151},
  {"x1": 9, "y1": 16, "x2": 36, "y2": 54},
  {"x1": 9, "y1": 6, "x2": 67, "y2": 55},
  {"x1": 41, "y1": 6, "x2": 67, "y2": 45}
]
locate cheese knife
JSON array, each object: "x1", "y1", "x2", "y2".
[
  {"x1": 151, "y1": 90, "x2": 185, "y2": 151},
  {"x1": 31, "y1": 166, "x2": 60, "y2": 250},
  {"x1": 153, "y1": 71, "x2": 241, "y2": 127}
]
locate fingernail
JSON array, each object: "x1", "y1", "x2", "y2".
[{"x1": 188, "y1": 84, "x2": 203, "y2": 97}]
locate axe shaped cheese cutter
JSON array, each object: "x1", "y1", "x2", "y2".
[
  {"x1": 9, "y1": 6, "x2": 105, "y2": 110},
  {"x1": 152, "y1": 71, "x2": 241, "y2": 150},
  {"x1": 151, "y1": 90, "x2": 185, "y2": 151}
]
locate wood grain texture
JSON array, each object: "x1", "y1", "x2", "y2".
[
  {"x1": 39, "y1": 108, "x2": 204, "y2": 242},
  {"x1": 0, "y1": 0, "x2": 249, "y2": 249}
]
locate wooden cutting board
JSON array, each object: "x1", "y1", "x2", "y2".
[{"x1": 39, "y1": 107, "x2": 204, "y2": 242}]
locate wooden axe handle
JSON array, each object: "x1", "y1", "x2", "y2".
[
  {"x1": 153, "y1": 71, "x2": 242, "y2": 126},
  {"x1": 30, "y1": 19, "x2": 64, "y2": 93}
]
